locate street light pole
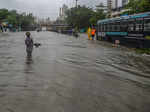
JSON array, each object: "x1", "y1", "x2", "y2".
[{"x1": 75, "y1": 0, "x2": 78, "y2": 8}]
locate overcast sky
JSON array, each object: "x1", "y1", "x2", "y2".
[{"x1": 0, "y1": 0, "x2": 118, "y2": 20}]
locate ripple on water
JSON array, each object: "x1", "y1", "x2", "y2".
[
  {"x1": 63, "y1": 41, "x2": 87, "y2": 49},
  {"x1": 0, "y1": 84, "x2": 9, "y2": 88},
  {"x1": 63, "y1": 58, "x2": 88, "y2": 66},
  {"x1": 63, "y1": 44, "x2": 86, "y2": 48}
]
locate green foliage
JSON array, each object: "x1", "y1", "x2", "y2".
[
  {"x1": 0, "y1": 8, "x2": 35, "y2": 27},
  {"x1": 139, "y1": 0, "x2": 150, "y2": 12},
  {"x1": 136, "y1": 48, "x2": 150, "y2": 54},
  {"x1": 0, "y1": 9, "x2": 9, "y2": 21},
  {"x1": 90, "y1": 9, "x2": 106, "y2": 25},
  {"x1": 65, "y1": 4, "x2": 106, "y2": 29},
  {"x1": 126, "y1": 0, "x2": 150, "y2": 14},
  {"x1": 65, "y1": 6, "x2": 93, "y2": 29},
  {"x1": 20, "y1": 13, "x2": 35, "y2": 27}
]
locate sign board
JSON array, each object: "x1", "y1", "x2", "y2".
[
  {"x1": 115, "y1": 40, "x2": 120, "y2": 44},
  {"x1": 98, "y1": 32, "x2": 106, "y2": 37}
]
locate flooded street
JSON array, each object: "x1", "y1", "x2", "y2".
[{"x1": 0, "y1": 31, "x2": 150, "y2": 112}]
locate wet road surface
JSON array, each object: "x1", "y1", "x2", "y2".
[{"x1": 0, "y1": 31, "x2": 150, "y2": 112}]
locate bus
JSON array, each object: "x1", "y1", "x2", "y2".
[{"x1": 97, "y1": 12, "x2": 150, "y2": 48}]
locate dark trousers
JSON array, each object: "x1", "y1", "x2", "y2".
[{"x1": 92, "y1": 35, "x2": 95, "y2": 40}]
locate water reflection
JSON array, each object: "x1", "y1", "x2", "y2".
[
  {"x1": 24, "y1": 56, "x2": 34, "y2": 74},
  {"x1": 26, "y1": 55, "x2": 33, "y2": 65}
]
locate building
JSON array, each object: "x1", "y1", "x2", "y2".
[
  {"x1": 107, "y1": 0, "x2": 112, "y2": 11},
  {"x1": 107, "y1": 0, "x2": 130, "y2": 17},
  {"x1": 122, "y1": 0, "x2": 129, "y2": 7},
  {"x1": 112, "y1": 0, "x2": 118, "y2": 9},
  {"x1": 96, "y1": 3, "x2": 108, "y2": 12},
  {"x1": 107, "y1": 0, "x2": 118, "y2": 11},
  {"x1": 59, "y1": 4, "x2": 68, "y2": 21}
]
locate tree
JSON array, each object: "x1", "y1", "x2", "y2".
[
  {"x1": 90, "y1": 3, "x2": 106, "y2": 25},
  {"x1": 125, "y1": 0, "x2": 140, "y2": 14},
  {"x1": 0, "y1": 9, "x2": 9, "y2": 21},
  {"x1": 0, "y1": 9, "x2": 36, "y2": 29},
  {"x1": 7, "y1": 10, "x2": 18, "y2": 26},
  {"x1": 126, "y1": 0, "x2": 150, "y2": 14},
  {"x1": 139, "y1": 0, "x2": 150, "y2": 12},
  {"x1": 65, "y1": 4, "x2": 106, "y2": 29},
  {"x1": 65, "y1": 5, "x2": 93, "y2": 29}
]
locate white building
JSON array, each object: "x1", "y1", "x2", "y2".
[
  {"x1": 107, "y1": 0, "x2": 130, "y2": 17},
  {"x1": 107, "y1": 0, "x2": 118, "y2": 11},
  {"x1": 112, "y1": 0, "x2": 118, "y2": 9},
  {"x1": 96, "y1": 3, "x2": 108, "y2": 12},
  {"x1": 59, "y1": 4, "x2": 68, "y2": 21}
]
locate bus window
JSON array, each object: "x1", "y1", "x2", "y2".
[
  {"x1": 128, "y1": 20, "x2": 135, "y2": 32},
  {"x1": 106, "y1": 23, "x2": 109, "y2": 31},
  {"x1": 99, "y1": 24, "x2": 101, "y2": 32},
  {"x1": 135, "y1": 18, "x2": 143, "y2": 31},
  {"x1": 108, "y1": 24, "x2": 110, "y2": 32},
  {"x1": 112, "y1": 22, "x2": 119, "y2": 32},
  {"x1": 102, "y1": 24, "x2": 104, "y2": 32},
  {"x1": 107, "y1": 23, "x2": 110, "y2": 32},
  {"x1": 103, "y1": 24, "x2": 105, "y2": 32},
  {"x1": 104, "y1": 23, "x2": 106, "y2": 32},
  {"x1": 107, "y1": 24, "x2": 109, "y2": 32},
  {"x1": 115, "y1": 21, "x2": 120, "y2": 32},
  {"x1": 112, "y1": 23, "x2": 115, "y2": 32},
  {"x1": 120, "y1": 21, "x2": 127, "y2": 32},
  {"x1": 98, "y1": 24, "x2": 100, "y2": 32},
  {"x1": 106, "y1": 23, "x2": 109, "y2": 32},
  {"x1": 144, "y1": 18, "x2": 150, "y2": 31},
  {"x1": 105, "y1": 23, "x2": 107, "y2": 32},
  {"x1": 109, "y1": 23, "x2": 112, "y2": 32},
  {"x1": 100, "y1": 24, "x2": 102, "y2": 31},
  {"x1": 100, "y1": 24, "x2": 102, "y2": 32},
  {"x1": 114, "y1": 24, "x2": 117, "y2": 31},
  {"x1": 104, "y1": 24, "x2": 106, "y2": 32}
]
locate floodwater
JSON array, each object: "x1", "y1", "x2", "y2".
[{"x1": 0, "y1": 31, "x2": 150, "y2": 112}]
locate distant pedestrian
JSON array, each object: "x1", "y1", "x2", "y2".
[
  {"x1": 0, "y1": 24, "x2": 3, "y2": 32},
  {"x1": 4, "y1": 26, "x2": 7, "y2": 32},
  {"x1": 87, "y1": 27, "x2": 92, "y2": 40},
  {"x1": 74, "y1": 27, "x2": 79, "y2": 38},
  {"x1": 91, "y1": 28, "x2": 96, "y2": 40},
  {"x1": 25, "y1": 32, "x2": 34, "y2": 57}
]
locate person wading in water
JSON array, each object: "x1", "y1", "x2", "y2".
[{"x1": 25, "y1": 32, "x2": 34, "y2": 57}]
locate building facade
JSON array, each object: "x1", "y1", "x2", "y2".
[
  {"x1": 112, "y1": 0, "x2": 118, "y2": 9},
  {"x1": 107, "y1": 0, "x2": 112, "y2": 11},
  {"x1": 58, "y1": 4, "x2": 68, "y2": 21},
  {"x1": 107, "y1": 0, "x2": 118, "y2": 11}
]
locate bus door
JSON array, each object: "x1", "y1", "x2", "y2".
[
  {"x1": 127, "y1": 19, "x2": 136, "y2": 37},
  {"x1": 134, "y1": 18, "x2": 144, "y2": 38},
  {"x1": 120, "y1": 20, "x2": 128, "y2": 32}
]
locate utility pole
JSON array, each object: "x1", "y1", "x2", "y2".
[{"x1": 75, "y1": 0, "x2": 78, "y2": 8}]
